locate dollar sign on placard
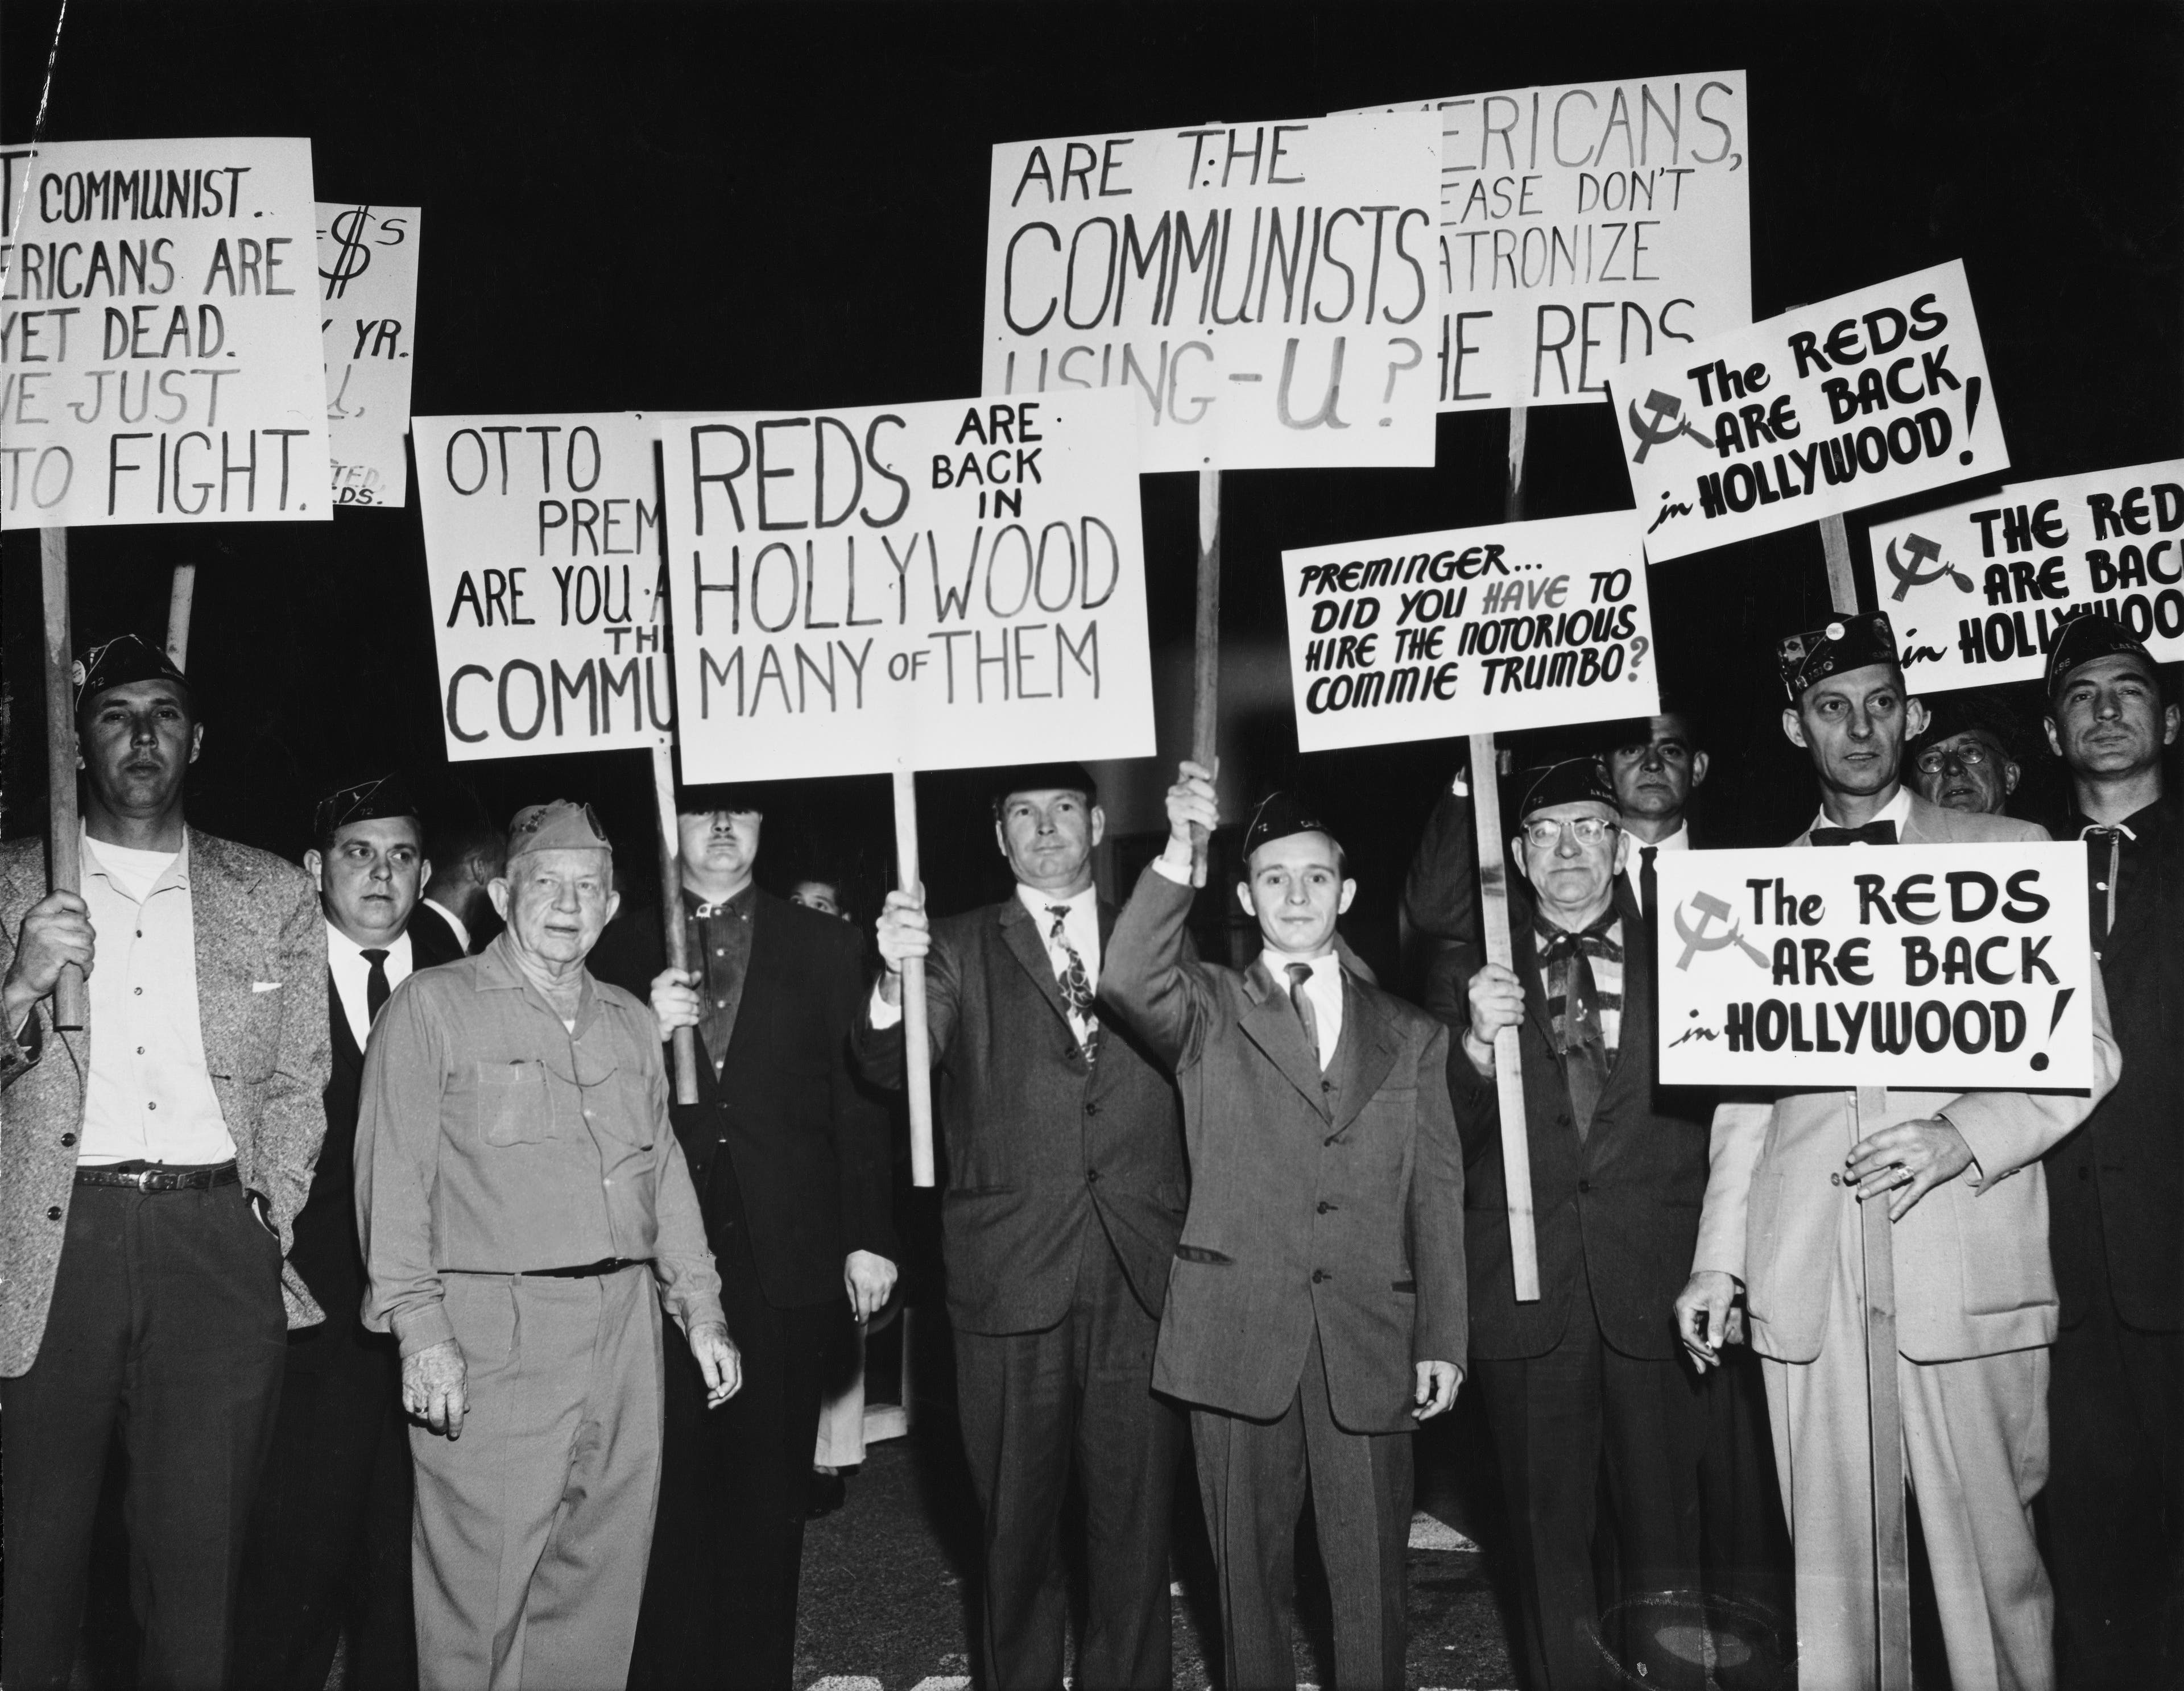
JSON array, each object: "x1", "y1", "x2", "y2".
[{"x1": 320, "y1": 205, "x2": 374, "y2": 301}]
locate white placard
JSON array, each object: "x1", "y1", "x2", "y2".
[
  {"x1": 1280, "y1": 508, "x2": 1657, "y2": 751},
  {"x1": 317, "y1": 202, "x2": 419, "y2": 507},
  {"x1": 661, "y1": 391, "x2": 1154, "y2": 782},
  {"x1": 982, "y1": 113, "x2": 1443, "y2": 473},
  {"x1": 0, "y1": 138, "x2": 330, "y2": 528},
  {"x1": 1656, "y1": 844, "x2": 2092, "y2": 1090},
  {"x1": 414, "y1": 412, "x2": 669, "y2": 762}
]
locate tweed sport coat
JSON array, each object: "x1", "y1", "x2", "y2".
[
  {"x1": 0, "y1": 830, "x2": 332, "y2": 1375},
  {"x1": 1691, "y1": 792, "x2": 2122, "y2": 1365}
]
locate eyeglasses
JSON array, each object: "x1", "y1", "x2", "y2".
[
  {"x1": 1520, "y1": 817, "x2": 1619, "y2": 849},
  {"x1": 1914, "y1": 742, "x2": 1993, "y2": 774}
]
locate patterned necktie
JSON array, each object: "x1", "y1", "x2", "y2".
[
  {"x1": 361, "y1": 948, "x2": 391, "y2": 1023},
  {"x1": 1536, "y1": 912, "x2": 1618, "y2": 1139},
  {"x1": 1639, "y1": 845, "x2": 1658, "y2": 931},
  {"x1": 1285, "y1": 962, "x2": 1322, "y2": 1068},
  {"x1": 1045, "y1": 906, "x2": 1098, "y2": 1038},
  {"x1": 1810, "y1": 820, "x2": 1898, "y2": 847}
]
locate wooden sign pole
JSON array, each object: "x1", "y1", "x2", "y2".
[
  {"x1": 1188, "y1": 467, "x2": 1222, "y2": 886},
  {"x1": 1471, "y1": 407, "x2": 1540, "y2": 1302},
  {"x1": 40, "y1": 529, "x2": 88, "y2": 1032},
  {"x1": 1818, "y1": 510, "x2": 1913, "y2": 1691},
  {"x1": 164, "y1": 561, "x2": 198, "y2": 670},
  {"x1": 647, "y1": 742, "x2": 701, "y2": 1106},
  {"x1": 892, "y1": 770, "x2": 935, "y2": 1187}
]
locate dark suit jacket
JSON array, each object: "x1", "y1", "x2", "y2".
[
  {"x1": 590, "y1": 890, "x2": 895, "y2": 1311},
  {"x1": 1430, "y1": 880, "x2": 1710, "y2": 1363},
  {"x1": 851, "y1": 892, "x2": 1189, "y2": 1337},
  {"x1": 406, "y1": 899, "x2": 469, "y2": 961},
  {"x1": 1103, "y1": 865, "x2": 1466, "y2": 1433},
  {"x1": 2048, "y1": 788, "x2": 2183, "y2": 1332},
  {"x1": 288, "y1": 914, "x2": 464, "y2": 1327}
]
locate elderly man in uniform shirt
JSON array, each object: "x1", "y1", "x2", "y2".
[{"x1": 355, "y1": 801, "x2": 737, "y2": 1691}]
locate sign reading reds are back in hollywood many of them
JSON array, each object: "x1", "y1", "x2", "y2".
[
  {"x1": 983, "y1": 111, "x2": 1443, "y2": 473},
  {"x1": 1, "y1": 138, "x2": 330, "y2": 529},
  {"x1": 1610, "y1": 259, "x2": 2008, "y2": 562},
  {"x1": 1654, "y1": 844, "x2": 2094, "y2": 1091}
]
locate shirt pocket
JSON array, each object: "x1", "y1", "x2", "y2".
[
  {"x1": 474, "y1": 1059, "x2": 555, "y2": 1146},
  {"x1": 583, "y1": 1064, "x2": 657, "y2": 1150}
]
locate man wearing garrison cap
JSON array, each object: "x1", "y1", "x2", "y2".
[
  {"x1": 2036, "y1": 613, "x2": 2184, "y2": 1689},
  {"x1": 1103, "y1": 764, "x2": 1465, "y2": 1691},
  {"x1": 1676, "y1": 614, "x2": 2120, "y2": 1689},
  {"x1": 354, "y1": 801, "x2": 737, "y2": 1690},
  {"x1": 1909, "y1": 689, "x2": 2026, "y2": 817},
  {"x1": 0, "y1": 634, "x2": 331, "y2": 1690}
]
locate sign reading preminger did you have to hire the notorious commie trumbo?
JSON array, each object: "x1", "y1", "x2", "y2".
[
  {"x1": 1, "y1": 138, "x2": 330, "y2": 529},
  {"x1": 1655, "y1": 845, "x2": 2093, "y2": 1091}
]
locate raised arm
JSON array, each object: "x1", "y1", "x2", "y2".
[{"x1": 1099, "y1": 761, "x2": 1222, "y2": 1073}]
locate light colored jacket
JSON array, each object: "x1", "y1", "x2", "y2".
[
  {"x1": 1691, "y1": 792, "x2": 2120, "y2": 1363},
  {"x1": 0, "y1": 831, "x2": 331, "y2": 1375}
]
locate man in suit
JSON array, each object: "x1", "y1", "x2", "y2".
[
  {"x1": 859, "y1": 763, "x2": 1188, "y2": 1691},
  {"x1": 1676, "y1": 614, "x2": 2121, "y2": 1690},
  {"x1": 414, "y1": 817, "x2": 504, "y2": 956},
  {"x1": 1104, "y1": 769, "x2": 1466, "y2": 1691},
  {"x1": 602, "y1": 787, "x2": 896, "y2": 1691},
  {"x1": 2035, "y1": 614, "x2": 2183, "y2": 1688},
  {"x1": 1909, "y1": 691, "x2": 2025, "y2": 818},
  {"x1": 0, "y1": 633, "x2": 331, "y2": 1690},
  {"x1": 234, "y1": 773, "x2": 461, "y2": 1689},
  {"x1": 1441, "y1": 759, "x2": 1717, "y2": 1690}
]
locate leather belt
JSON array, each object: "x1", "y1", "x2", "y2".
[
  {"x1": 524, "y1": 1257, "x2": 651, "y2": 1279},
  {"x1": 75, "y1": 1162, "x2": 239, "y2": 1193}
]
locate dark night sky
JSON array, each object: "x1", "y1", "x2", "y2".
[{"x1": 3, "y1": 2, "x2": 2178, "y2": 979}]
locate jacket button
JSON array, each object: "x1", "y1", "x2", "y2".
[
  {"x1": 1311, "y1": 1269, "x2": 1327, "y2": 1283},
  {"x1": 1085, "y1": 1101, "x2": 1101, "y2": 1117},
  {"x1": 1578, "y1": 1179, "x2": 1591, "y2": 1195},
  {"x1": 1316, "y1": 1200, "x2": 1331, "y2": 1214},
  {"x1": 60, "y1": 1133, "x2": 75, "y2": 1147},
  {"x1": 1085, "y1": 1168, "x2": 1101, "y2": 1184},
  {"x1": 46, "y1": 1206, "x2": 62, "y2": 1221},
  {"x1": 1830, "y1": 1172, "x2": 1843, "y2": 1186}
]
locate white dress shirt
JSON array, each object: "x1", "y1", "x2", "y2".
[
  {"x1": 1264, "y1": 947, "x2": 1345, "y2": 1070},
  {"x1": 1807, "y1": 785, "x2": 1916, "y2": 842},
  {"x1": 1623, "y1": 820, "x2": 1690, "y2": 907},
  {"x1": 869, "y1": 882, "x2": 1101, "y2": 1031},
  {"x1": 326, "y1": 920, "x2": 415, "y2": 1053}
]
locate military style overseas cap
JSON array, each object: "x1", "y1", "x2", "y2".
[
  {"x1": 313, "y1": 773, "x2": 421, "y2": 839},
  {"x1": 1242, "y1": 790, "x2": 1339, "y2": 860},
  {"x1": 2045, "y1": 611, "x2": 2155, "y2": 697},
  {"x1": 506, "y1": 799, "x2": 613, "y2": 860},
  {"x1": 1513, "y1": 758, "x2": 1618, "y2": 822},
  {"x1": 1776, "y1": 612, "x2": 1900, "y2": 701},
  {"x1": 72, "y1": 633, "x2": 192, "y2": 707}
]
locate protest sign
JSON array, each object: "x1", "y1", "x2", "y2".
[
  {"x1": 413, "y1": 412, "x2": 670, "y2": 762},
  {"x1": 982, "y1": 113, "x2": 1443, "y2": 473},
  {"x1": 1610, "y1": 260, "x2": 2008, "y2": 563},
  {"x1": 1868, "y1": 459, "x2": 2184, "y2": 693},
  {"x1": 317, "y1": 202, "x2": 418, "y2": 507},
  {"x1": 1656, "y1": 843, "x2": 2092, "y2": 1090},
  {"x1": 1346, "y1": 71, "x2": 1751, "y2": 412},
  {"x1": 660, "y1": 390, "x2": 1154, "y2": 782},
  {"x1": 0, "y1": 138, "x2": 330, "y2": 529},
  {"x1": 1280, "y1": 508, "x2": 1657, "y2": 752}
]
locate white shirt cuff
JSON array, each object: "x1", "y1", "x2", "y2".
[
  {"x1": 868, "y1": 980, "x2": 903, "y2": 1030},
  {"x1": 1152, "y1": 852, "x2": 1193, "y2": 886}
]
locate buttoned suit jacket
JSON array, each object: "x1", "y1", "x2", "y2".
[
  {"x1": 850, "y1": 892, "x2": 1189, "y2": 1337},
  {"x1": 1101, "y1": 865, "x2": 1467, "y2": 1434},
  {"x1": 1690, "y1": 792, "x2": 2123, "y2": 1363},
  {"x1": 0, "y1": 830, "x2": 333, "y2": 1376}
]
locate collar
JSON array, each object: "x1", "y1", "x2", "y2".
[
  {"x1": 1535, "y1": 903, "x2": 1620, "y2": 944},
  {"x1": 80, "y1": 823, "x2": 191, "y2": 889},
  {"x1": 473, "y1": 930, "x2": 596, "y2": 1021},
  {"x1": 2073, "y1": 795, "x2": 2165, "y2": 841},
  {"x1": 325, "y1": 918, "x2": 413, "y2": 966},
  {"x1": 423, "y1": 896, "x2": 470, "y2": 951},
  {"x1": 685, "y1": 883, "x2": 755, "y2": 921},
  {"x1": 1811, "y1": 785, "x2": 1914, "y2": 840},
  {"x1": 1635, "y1": 822, "x2": 1690, "y2": 853},
  {"x1": 1260, "y1": 947, "x2": 1339, "y2": 984},
  {"x1": 1018, "y1": 883, "x2": 1095, "y2": 923}
]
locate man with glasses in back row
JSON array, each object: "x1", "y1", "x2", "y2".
[{"x1": 1909, "y1": 691, "x2": 2027, "y2": 818}]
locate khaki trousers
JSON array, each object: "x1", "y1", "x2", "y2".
[
  {"x1": 1762, "y1": 1204, "x2": 2053, "y2": 1691},
  {"x1": 410, "y1": 1265, "x2": 664, "y2": 1691}
]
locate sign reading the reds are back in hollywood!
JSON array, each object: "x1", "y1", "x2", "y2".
[
  {"x1": 1345, "y1": 71, "x2": 1751, "y2": 412},
  {"x1": 660, "y1": 389, "x2": 1155, "y2": 783},
  {"x1": 1280, "y1": 508, "x2": 1658, "y2": 751},
  {"x1": 317, "y1": 202, "x2": 419, "y2": 508},
  {"x1": 983, "y1": 112, "x2": 1443, "y2": 473},
  {"x1": 1868, "y1": 459, "x2": 2184, "y2": 695},
  {"x1": 1610, "y1": 260, "x2": 2008, "y2": 562},
  {"x1": 0, "y1": 138, "x2": 331, "y2": 528},
  {"x1": 1655, "y1": 844, "x2": 2094, "y2": 1091}
]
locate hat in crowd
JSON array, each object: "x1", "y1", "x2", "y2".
[
  {"x1": 2045, "y1": 611, "x2": 2155, "y2": 698},
  {"x1": 988, "y1": 762, "x2": 1097, "y2": 817},
  {"x1": 1513, "y1": 757, "x2": 1619, "y2": 822},
  {"x1": 506, "y1": 799, "x2": 613, "y2": 861},
  {"x1": 72, "y1": 633, "x2": 192, "y2": 710},
  {"x1": 1915, "y1": 690, "x2": 2021, "y2": 757},
  {"x1": 1776, "y1": 612, "x2": 1900, "y2": 701},
  {"x1": 313, "y1": 773, "x2": 421, "y2": 840},
  {"x1": 1241, "y1": 790, "x2": 1340, "y2": 862},
  {"x1": 675, "y1": 782, "x2": 774, "y2": 818}
]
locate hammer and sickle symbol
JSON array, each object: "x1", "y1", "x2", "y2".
[
  {"x1": 1884, "y1": 533, "x2": 1975, "y2": 602},
  {"x1": 1674, "y1": 890, "x2": 1773, "y2": 972},
  {"x1": 1627, "y1": 389, "x2": 1709, "y2": 463}
]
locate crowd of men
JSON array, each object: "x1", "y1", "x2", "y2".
[{"x1": 0, "y1": 604, "x2": 2174, "y2": 1691}]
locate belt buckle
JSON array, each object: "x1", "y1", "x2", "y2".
[{"x1": 136, "y1": 1168, "x2": 158, "y2": 1192}]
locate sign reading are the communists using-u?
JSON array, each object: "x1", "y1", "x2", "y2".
[
  {"x1": 1656, "y1": 845, "x2": 2093, "y2": 1090},
  {"x1": 413, "y1": 412, "x2": 670, "y2": 761},
  {"x1": 660, "y1": 389, "x2": 1155, "y2": 783},
  {"x1": 1, "y1": 137, "x2": 331, "y2": 528},
  {"x1": 1280, "y1": 508, "x2": 1658, "y2": 751},
  {"x1": 1344, "y1": 71, "x2": 1751, "y2": 412},
  {"x1": 1610, "y1": 260, "x2": 2008, "y2": 562},
  {"x1": 1867, "y1": 459, "x2": 2184, "y2": 694},
  {"x1": 316, "y1": 201, "x2": 419, "y2": 508},
  {"x1": 983, "y1": 111, "x2": 1443, "y2": 473}
]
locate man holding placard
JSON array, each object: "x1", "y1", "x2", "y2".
[{"x1": 1674, "y1": 614, "x2": 2119, "y2": 1690}]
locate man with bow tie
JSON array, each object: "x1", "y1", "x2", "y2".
[{"x1": 1676, "y1": 614, "x2": 2120, "y2": 1690}]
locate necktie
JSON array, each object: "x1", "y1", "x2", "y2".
[
  {"x1": 1536, "y1": 913, "x2": 1618, "y2": 1139},
  {"x1": 361, "y1": 948, "x2": 391, "y2": 1023},
  {"x1": 1639, "y1": 845, "x2": 1658, "y2": 931},
  {"x1": 1285, "y1": 962, "x2": 1322, "y2": 1068},
  {"x1": 1810, "y1": 820, "x2": 1898, "y2": 847},
  {"x1": 1045, "y1": 906, "x2": 1098, "y2": 1053}
]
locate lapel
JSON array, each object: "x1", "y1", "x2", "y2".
[
  {"x1": 998, "y1": 896, "x2": 1073, "y2": 1031},
  {"x1": 326, "y1": 968, "x2": 364, "y2": 1077},
  {"x1": 188, "y1": 829, "x2": 262, "y2": 1080},
  {"x1": 1239, "y1": 956, "x2": 1332, "y2": 1120},
  {"x1": 1330, "y1": 973, "x2": 1400, "y2": 1135},
  {"x1": 1509, "y1": 888, "x2": 1557, "y2": 1047},
  {"x1": 1605, "y1": 881, "x2": 1651, "y2": 1088}
]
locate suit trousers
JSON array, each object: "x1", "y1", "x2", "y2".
[
  {"x1": 409, "y1": 1265, "x2": 663, "y2": 1691},
  {"x1": 1697, "y1": 1343, "x2": 1793, "y2": 1623},
  {"x1": 1763, "y1": 1205, "x2": 2053, "y2": 1691},
  {"x1": 1191, "y1": 1324, "x2": 1414, "y2": 1691},
  {"x1": 954, "y1": 1220, "x2": 1182, "y2": 1691},
  {"x1": 1474, "y1": 1286, "x2": 1710, "y2": 1691},
  {"x1": 0, "y1": 1179, "x2": 288, "y2": 1691},
  {"x1": 233, "y1": 1306, "x2": 419, "y2": 1690}
]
